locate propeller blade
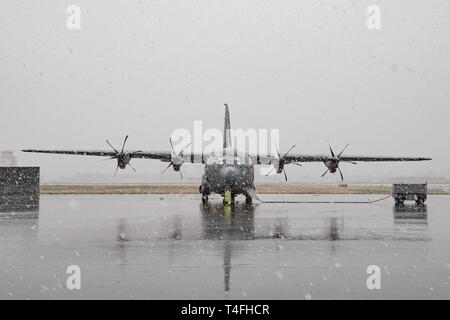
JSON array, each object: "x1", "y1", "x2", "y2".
[
  {"x1": 179, "y1": 142, "x2": 192, "y2": 157},
  {"x1": 121, "y1": 135, "x2": 129, "y2": 153},
  {"x1": 337, "y1": 144, "x2": 349, "y2": 158},
  {"x1": 102, "y1": 156, "x2": 117, "y2": 161},
  {"x1": 275, "y1": 143, "x2": 281, "y2": 158},
  {"x1": 179, "y1": 170, "x2": 183, "y2": 180},
  {"x1": 127, "y1": 162, "x2": 137, "y2": 172},
  {"x1": 169, "y1": 138, "x2": 175, "y2": 155},
  {"x1": 321, "y1": 168, "x2": 329, "y2": 177},
  {"x1": 161, "y1": 162, "x2": 173, "y2": 174},
  {"x1": 338, "y1": 167, "x2": 344, "y2": 181},
  {"x1": 283, "y1": 168, "x2": 288, "y2": 181},
  {"x1": 343, "y1": 161, "x2": 357, "y2": 165},
  {"x1": 265, "y1": 165, "x2": 276, "y2": 177},
  {"x1": 106, "y1": 140, "x2": 119, "y2": 153},
  {"x1": 281, "y1": 145, "x2": 296, "y2": 159},
  {"x1": 328, "y1": 143, "x2": 335, "y2": 158},
  {"x1": 114, "y1": 164, "x2": 119, "y2": 176},
  {"x1": 292, "y1": 162, "x2": 302, "y2": 167}
]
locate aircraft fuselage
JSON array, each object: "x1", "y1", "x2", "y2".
[{"x1": 201, "y1": 162, "x2": 255, "y2": 199}]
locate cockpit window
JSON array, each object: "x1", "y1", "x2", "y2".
[{"x1": 205, "y1": 152, "x2": 255, "y2": 165}]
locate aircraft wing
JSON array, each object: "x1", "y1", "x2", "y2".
[
  {"x1": 282, "y1": 154, "x2": 431, "y2": 163},
  {"x1": 334, "y1": 155, "x2": 431, "y2": 162},
  {"x1": 23, "y1": 149, "x2": 431, "y2": 163},
  {"x1": 22, "y1": 149, "x2": 173, "y2": 161}
]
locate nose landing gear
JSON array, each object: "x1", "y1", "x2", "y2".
[{"x1": 223, "y1": 186, "x2": 234, "y2": 206}]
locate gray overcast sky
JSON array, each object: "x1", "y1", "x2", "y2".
[{"x1": 0, "y1": 0, "x2": 449, "y2": 182}]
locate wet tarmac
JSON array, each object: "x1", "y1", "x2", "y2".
[{"x1": 0, "y1": 194, "x2": 449, "y2": 299}]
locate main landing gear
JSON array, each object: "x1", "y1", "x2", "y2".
[
  {"x1": 199, "y1": 184, "x2": 210, "y2": 204},
  {"x1": 200, "y1": 185, "x2": 253, "y2": 205}
]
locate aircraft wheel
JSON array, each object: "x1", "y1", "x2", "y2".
[
  {"x1": 416, "y1": 196, "x2": 425, "y2": 205},
  {"x1": 223, "y1": 187, "x2": 233, "y2": 205},
  {"x1": 223, "y1": 196, "x2": 235, "y2": 206},
  {"x1": 223, "y1": 198, "x2": 234, "y2": 205},
  {"x1": 394, "y1": 197, "x2": 404, "y2": 205}
]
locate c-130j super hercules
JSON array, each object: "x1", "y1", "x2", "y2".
[{"x1": 23, "y1": 104, "x2": 431, "y2": 204}]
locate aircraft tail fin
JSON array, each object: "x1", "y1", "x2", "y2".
[{"x1": 223, "y1": 104, "x2": 232, "y2": 149}]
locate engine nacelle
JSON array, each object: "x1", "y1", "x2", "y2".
[
  {"x1": 276, "y1": 162, "x2": 284, "y2": 174},
  {"x1": 321, "y1": 144, "x2": 352, "y2": 181},
  {"x1": 324, "y1": 159, "x2": 339, "y2": 173},
  {"x1": 105, "y1": 136, "x2": 137, "y2": 174},
  {"x1": 265, "y1": 144, "x2": 297, "y2": 181},
  {"x1": 270, "y1": 159, "x2": 285, "y2": 174},
  {"x1": 171, "y1": 155, "x2": 184, "y2": 171},
  {"x1": 117, "y1": 153, "x2": 131, "y2": 169}
]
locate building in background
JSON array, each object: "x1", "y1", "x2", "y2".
[{"x1": 0, "y1": 151, "x2": 17, "y2": 167}]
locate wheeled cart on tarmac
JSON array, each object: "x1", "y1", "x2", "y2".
[{"x1": 392, "y1": 183, "x2": 427, "y2": 205}]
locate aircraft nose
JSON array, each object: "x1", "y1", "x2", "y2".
[{"x1": 220, "y1": 166, "x2": 238, "y2": 184}]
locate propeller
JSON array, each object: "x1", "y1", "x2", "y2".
[
  {"x1": 265, "y1": 144, "x2": 300, "y2": 181},
  {"x1": 321, "y1": 143, "x2": 356, "y2": 181},
  {"x1": 161, "y1": 138, "x2": 191, "y2": 179},
  {"x1": 105, "y1": 135, "x2": 141, "y2": 175}
]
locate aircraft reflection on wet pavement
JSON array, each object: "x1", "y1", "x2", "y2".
[
  {"x1": 111, "y1": 202, "x2": 430, "y2": 295},
  {"x1": 3, "y1": 190, "x2": 449, "y2": 300}
]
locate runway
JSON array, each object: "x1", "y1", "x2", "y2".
[{"x1": 1, "y1": 194, "x2": 449, "y2": 299}]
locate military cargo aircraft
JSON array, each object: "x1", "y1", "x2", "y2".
[{"x1": 23, "y1": 105, "x2": 431, "y2": 204}]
